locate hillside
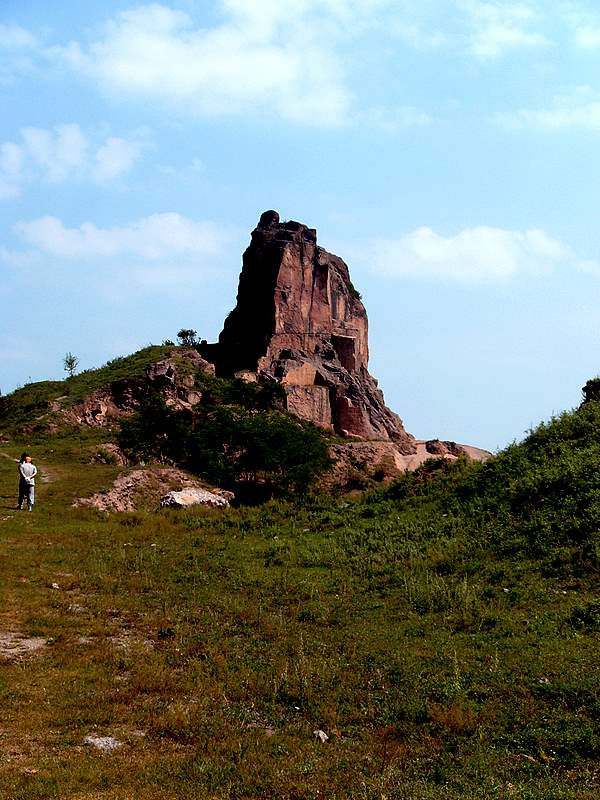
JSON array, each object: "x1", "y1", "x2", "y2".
[
  {"x1": 0, "y1": 346, "x2": 174, "y2": 433},
  {"x1": 0, "y1": 365, "x2": 598, "y2": 797},
  {"x1": 0, "y1": 346, "x2": 475, "y2": 501}
]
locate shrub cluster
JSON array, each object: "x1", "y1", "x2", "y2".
[
  {"x1": 377, "y1": 396, "x2": 600, "y2": 571},
  {"x1": 117, "y1": 382, "x2": 330, "y2": 500}
]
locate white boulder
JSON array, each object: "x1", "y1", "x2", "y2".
[{"x1": 160, "y1": 488, "x2": 230, "y2": 509}]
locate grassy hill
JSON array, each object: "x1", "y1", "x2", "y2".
[
  {"x1": 0, "y1": 346, "x2": 173, "y2": 433},
  {"x1": 0, "y1": 359, "x2": 598, "y2": 798}
]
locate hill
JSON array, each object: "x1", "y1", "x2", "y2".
[
  {"x1": 0, "y1": 360, "x2": 598, "y2": 797},
  {"x1": 0, "y1": 345, "x2": 480, "y2": 500}
]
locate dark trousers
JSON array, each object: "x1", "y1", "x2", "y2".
[{"x1": 18, "y1": 480, "x2": 33, "y2": 509}]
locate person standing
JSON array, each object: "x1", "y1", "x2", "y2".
[
  {"x1": 18, "y1": 455, "x2": 37, "y2": 511},
  {"x1": 17, "y1": 452, "x2": 29, "y2": 510}
]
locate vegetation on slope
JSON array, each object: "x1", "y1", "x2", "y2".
[
  {"x1": 0, "y1": 345, "x2": 331, "y2": 500},
  {"x1": 117, "y1": 389, "x2": 331, "y2": 500},
  {"x1": 0, "y1": 346, "x2": 173, "y2": 431},
  {"x1": 382, "y1": 396, "x2": 600, "y2": 572}
]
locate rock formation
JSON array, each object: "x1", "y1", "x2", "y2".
[
  {"x1": 202, "y1": 211, "x2": 417, "y2": 454},
  {"x1": 50, "y1": 210, "x2": 488, "y2": 486}
]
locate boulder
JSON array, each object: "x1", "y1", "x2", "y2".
[
  {"x1": 160, "y1": 488, "x2": 230, "y2": 509},
  {"x1": 74, "y1": 467, "x2": 215, "y2": 513}
]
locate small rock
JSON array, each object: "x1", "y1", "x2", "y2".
[
  {"x1": 313, "y1": 729, "x2": 329, "y2": 743},
  {"x1": 50, "y1": 582, "x2": 60, "y2": 590},
  {"x1": 0, "y1": 632, "x2": 46, "y2": 661},
  {"x1": 83, "y1": 733, "x2": 123, "y2": 752}
]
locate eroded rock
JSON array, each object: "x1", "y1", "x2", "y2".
[
  {"x1": 0, "y1": 632, "x2": 47, "y2": 662},
  {"x1": 67, "y1": 348, "x2": 213, "y2": 427},
  {"x1": 201, "y1": 211, "x2": 416, "y2": 452},
  {"x1": 83, "y1": 734, "x2": 123, "y2": 752},
  {"x1": 325, "y1": 438, "x2": 491, "y2": 490}
]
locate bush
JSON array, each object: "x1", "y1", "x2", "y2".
[
  {"x1": 372, "y1": 393, "x2": 600, "y2": 572},
  {"x1": 569, "y1": 599, "x2": 600, "y2": 631},
  {"x1": 196, "y1": 373, "x2": 286, "y2": 411},
  {"x1": 117, "y1": 390, "x2": 330, "y2": 499}
]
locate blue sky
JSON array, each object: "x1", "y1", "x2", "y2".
[{"x1": 3, "y1": 0, "x2": 600, "y2": 451}]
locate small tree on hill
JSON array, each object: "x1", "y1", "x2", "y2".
[
  {"x1": 582, "y1": 377, "x2": 600, "y2": 405},
  {"x1": 63, "y1": 352, "x2": 79, "y2": 378},
  {"x1": 177, "y1": 329, "x2": 198, "y2": 347}
]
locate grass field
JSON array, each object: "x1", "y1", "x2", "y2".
[{"x1": 0, "y1": 422, "x2": 599, "y2": 799}]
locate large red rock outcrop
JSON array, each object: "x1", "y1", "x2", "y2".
[{"x1": 202, "y1": 211, "x2": 417, "y2": 453}]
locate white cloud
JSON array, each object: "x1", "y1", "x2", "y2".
[
  {"x1": 0, "y1": 245, "x2": 35, "y2": 268},
  {"x1": 0, "y1": 142, "x2": 25, "y2": 199},
  {"x1": 496, "y1": 86, "x2": 600, "y2": 129},
  {"x1": 21, "y1": 124, "x2": 89, "y2": 182},
  {"x1": 366, "y1": 225, "x2": 594, "y2": 282},
  {"x1": 49, "y1": 1, "x2": 431, "y2": 127},
  {"x1": 0, "y1": 24, "x2": 37, "y2": 50},
  {"x1": 460, "y1": 0, "x2": 549, "y2": 58},
  {"x1": 389, "y1": 19, "x2": 447, "y2": 50},
  {"x1": 0, "y1": 23, "x2": 38, "y2": 83},
  {"x1": 14, "y1": 213, "x2": 227, "y2": 260},
  {"x1": 0, "y1": 125, "x2": 148, "y2": 197},
  {"x1": 575, "y1": 26, "x2": 600, "y2": 47},
  {"x1": 357, "y1": 105, "x2": 432, "y2": 130},
  {"x1": 560, "y1": 2, "x2": 600, "y2": 48},
  {"x1": 51, "y1": 4, "x2": 351, "y2": 126},
  {"x1": 92, "y1": 136, "x2": 147, "y2": 182}
]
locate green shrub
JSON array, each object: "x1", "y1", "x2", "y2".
[
  {"x1": 374, "y1": 397, "x2": 600, "y2": 571},
  {"x1": 569, "y1": 599, "x2": 600, "y2": 631},
  {"x1": 117, "y1": 391, "x2": 330, "y2": 499}
]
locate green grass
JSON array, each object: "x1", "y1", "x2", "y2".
[
  {"x1": 1, "y1": 360, "x2": 599, "y2": 798},
  {"x1": 0, "y1": 424, "x2": 599, "y2": 798}
]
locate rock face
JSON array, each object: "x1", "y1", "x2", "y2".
[
  {"x1": 202, "y1": 211, "x2": 416, "y2": 453},
  {"x1": 324, "y1": 439, "x2": 491, "y2": 491}
]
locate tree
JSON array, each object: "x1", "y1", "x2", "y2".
[
  {"x1": 117, "y1": 398, "x2": 331, "y2": 499},
  {"x1": 63, "y1": 352, "x2": 79, "y2": 378},
  {"x1": 117, "y1": 391, "x2": 188, "y2": 463},
  {"x1": 582, "y1": 377, "x2": 600, "y2": 405},
  {"x1": 177, "y1": 329, "x2": 198, "y2": 347}
]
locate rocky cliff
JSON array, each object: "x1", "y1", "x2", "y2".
[{"x1": 202, "y1": 210, "x2": 417, "y2": 453}]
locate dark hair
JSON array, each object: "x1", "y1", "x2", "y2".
[{"x1": 19, "y1": 452, "x2": 29, "y2": 463}]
